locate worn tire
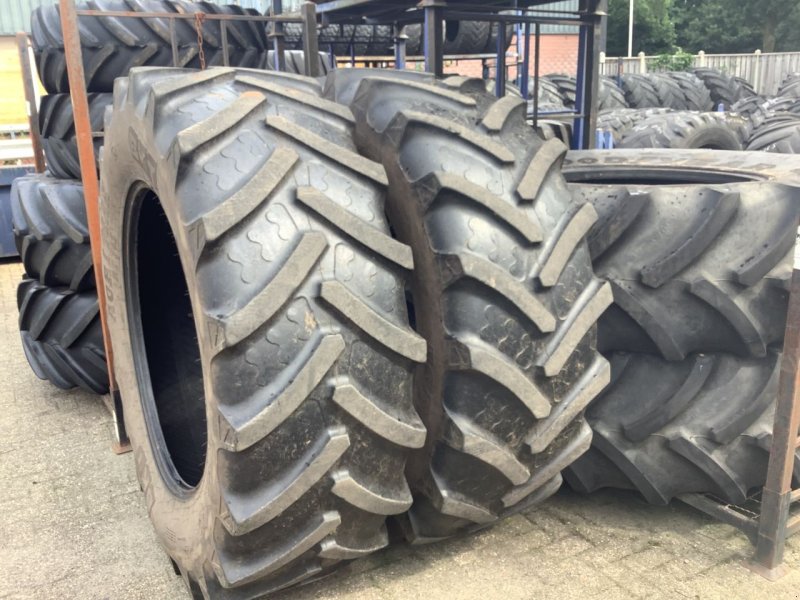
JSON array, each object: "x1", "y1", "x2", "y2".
[
  {"x1": 778, "y1": 73, "x2": 800, "y2": 98},
  {"x1": 647, "y1": 73, "x2": 688, "y2": 109},
  {"x1": 535, "y1": 119, "x2": 572, "y2": 145},
  {"x1": 100, "y1": 67, "x2": 425, "y2": 595},
  {"x1": 596, "y1": 108, "x2": 671, "y2": 144},
  {"x1": 265, "y1": 50, "x2": 336, "y2": 75},
  {"x1": 564, "y1": 352, "x2": 791, "y2": 504},
  {"x1": 545, "y1": 74, "x2": 577, "y2": 108},
  {"x1": 620, "y1": 74, "x2": 660, "y2": 108},
  {"x1": 39, "y1": 93, "x2": 111, "y2": 179},
  {"x1": 667, "y1": 72, "x2": 713, "y2": 111},
  {"x1": 10, "y1": 175, "x2": 94, "y2": 291},
  {"x1": 325, "y1": 69, "x2": 611, "y2": 542},
  {"x1": 734, "y1": 76, "x2": 758, "y2": 100},
  {"x1": 598, "y1": 76, "x2": 628, "y2": 111},
  {"x1": 31, "y1": 1, "x2": 265, "y2": 92},
  {"x1": 17, "y1": 278, "x2": 108, "y2": 395},
  {"x1": 618, "y1": 111, "x2": 743, "y2": 150},
  {"x1": 443, "y1": 20, "x2": 491, "y2": 55},
  {"x1": 564, "y1": 149, "x2": 799, "y2": 360},
  {"x1": 482, "y1": 17, "x2": 515, "y2": 54},
  {"x1": 529, "y1": 77, "x2": 567, "y2": 109},
  {"x1": 692, "y1": 67, "x2": 739, "y2": 109},
  {"x1": 747, "y1": 114, "x2": 800, "y2": 153}
]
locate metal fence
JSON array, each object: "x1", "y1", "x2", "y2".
[{"x1": 600, "y1": 51, "x2": 800, "y2": 96}]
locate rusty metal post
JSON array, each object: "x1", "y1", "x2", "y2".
[
  {"x1": 301, "y1": 2, "x2": 319, "y2": 77},
  {"x1": 16, "y1": 33, "x2": 45, "y2": 173},
  {"x1": 750, "y1": 258, "x2": 800, "y2": 580},
  {"x1": 58, "y1": 0, "x2": 129, "y2": 453}
]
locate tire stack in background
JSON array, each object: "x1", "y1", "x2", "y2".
[
  {"x1": 561, "y1": 149, "x2": 800, "y2": 505},
  {"x1": 592, "y1": 69, "x2": 753, "y2": 150},
  {"x1": 16, "y1": 0, "x2": 321, "y2": 396}
]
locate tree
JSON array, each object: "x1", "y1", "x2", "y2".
[
  {"x1": 606, "y1": 0, "x2": 676, "y2": 56},
  {"x1": 671, "y1": 0, "x2": 800, "y2": 53}
]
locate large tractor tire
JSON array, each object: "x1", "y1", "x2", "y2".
[
  {"x1": 10, "y1": 175, "x2": 94, "y2": 291},
  {"x1": 31, "y1": 1, "x2": 265, "y2": 93},
  {"x1": 692, "y1": 67, "x2": 739, "y2": 109},
  {"x1": 100, "y1": 67, "x2": 426, "y2": 596},
  {"x1": 17, "y1": 278, "x2": 108, "y2": 395},
  {"x1": 620, "y1": 74, "x2": 660, "y2": 108},
  {"x1": 39, "y1": 93, "x2": 112, "y2": 179},
  {"x1": 667, "y1": 72, "x2": 713, "y2": 111},
  {"x1": 747, "y1": 114, "x2": 800, "y2": 153},
  {"x1": 598, "y1": 76, "x2": 628, "y2": 110},
  {"x1": 325, "y1": 70, "x2": 611, "y2": 542},
  {"x1": 545, "y1": 74, "x2": 578, "y2": 108},
  {"x1": 617, "y1": 111, "x2": 744, "y2": 150},
  {"x1": 565, "y1": 351, "x2": 789, "y2": 504},
  {"x1": 647, "y1": 73, "x2": 688, "y2": 109},
  {"x1": 778, "y1": 73, "x2": 800, "y2": 98},
  {"x1": 443, "y1": 20, "x2": 491, "y2": 55},
  {"x1": 564, "y1": 149, "x2": 799, "y2": 360},
  {"x1": 482, "y1": 17, "x2": 515, "y2": 54},
  {"x1": 265, "y1": 50, "x2": 336, "y2": 75},
  {"x1": 529, "y1": 77, "x2": 566, "y2": 108},
  {"x1": 596, "y1": 108, "x2": 672, "y2": 144}
]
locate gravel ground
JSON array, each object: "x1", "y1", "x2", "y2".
[{"x1": 2, "y1": 258, "x2": 800, "y2": 600}]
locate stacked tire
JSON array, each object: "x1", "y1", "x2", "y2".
[
  {"x1": 598, "y1": 69, "x2": 753, "y2": 148},
  {"x1": 18, "y1": 3, "x2": 338, "y2": 397},
  {"x1": 96, "y1": 65, "x2": 609, "y2": 596},
  {"x1": 11, "y1": 176, "x2": 108, "y2": 395},
  {"x1": 561, "y1": 149, "x2": 800, "y2": 505}
]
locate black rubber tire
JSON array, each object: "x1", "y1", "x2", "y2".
[
  {"x1": 325, "y1": 69, "x2": 610, "y2": 542},
  {"x1": 564, "y1": 351, "x2": 791, "y2": 505},
  {"x1": 31, "y1": 1, "x2": 265, "y2": 93},
  {"x1": 692, "y1": 67, "x2": 739, "y2": 110},
  {"x1": 366, "y1": 25, "x2": 393, "y2": 56},
  {"x1": 564, "y1": 148, "x2": 800, "y2": 360},
  {"x1": 747, "y1": 114, "x2": 800, "y2": 153},
  {"x1": 620, "y1": 74, "x2": 660, "y2": 108},
  {"x1": 39, "y1": 93, "x2": 111, "y2": 179},
  {"x1": 482, "y1": 17, "x2": 515, "y2": 54},
  {"x1": 528, "y1": 77, "x2": 567, "y2": 109},
  {"x1": 405, "y1": 24, "x2": 422, "y2": 56},
  {"x1": 443, "y1": 20, "x2": 491, "y2": 55},
  {"x1": 315, "y1": 24, "x2": 355, "y2": 56},
  {"x1": 667, "y1": 72, "x2": 713, "y2": 111},
  {"x1": 17, "y1": 278, "x2": 108, "y2": 395},
  {"x1": 778, "y1": 73, "x2": 800, "y2": 98},
  {"x1": 265, "y1": 50, "x2": 336, "y2": 75},
  {"x1": 596, "y1": 108, "x2": 672, "y2": 144},
  {"x1": 618, "y1": 111, "x2": 744, "y2": 150},
  {"x1": 598, "y1": 76, "x2": 628, "y2": 111},
  {"x1": 100, "y1": 67, "x2": 425, "y2": 595},
  {"x1": 545, "y1": 74, "x2": 577, "y2": 108},
  {"x1": 647, "y1": 73, "x2": 688, "y2": 109},
  {"x1": 10, "y1": 175, "x2": 94, "y2": 292},
  {"x1": 734, "y1": 76, "x2": 758, "y2": 100},
  {"x1": 535, "y1": 119, "x2": 572, "y2": 145},
  {"x1": 351, "y1": 24, "x2": 373, "y2": 56}
]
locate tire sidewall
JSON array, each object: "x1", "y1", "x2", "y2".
[{"x1": 100, "y1": 99, "x2": 217, "y2": 576}]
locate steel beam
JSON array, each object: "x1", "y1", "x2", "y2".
[{"x1": 423, "y1": 3, "x2": 444, "y2": 76}]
